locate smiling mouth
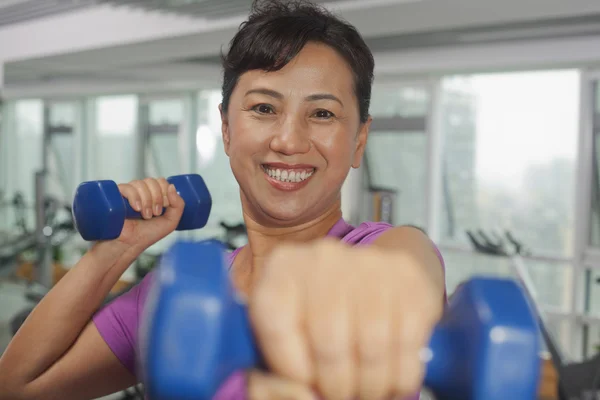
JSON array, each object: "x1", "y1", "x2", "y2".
[{"x1": 261, "y1": 164, "x2": 316, "y2": 183}]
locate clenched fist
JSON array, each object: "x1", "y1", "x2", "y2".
[
  {"x1": 116, "y1": 177, "x2": 185, "y2": 249},
  {"x1": 248, "y1": 239, "x2": 444, "y2": 400}
]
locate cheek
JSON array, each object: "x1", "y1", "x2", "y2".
[
  {"x1": 228, "y1": 118, "x2": 265, "y2": 159},
  {"x1": 313, "y1": 127, "x2": 356, "y2": 170}
]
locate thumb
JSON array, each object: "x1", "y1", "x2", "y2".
[
  {"x1": 162, "y1": 183, "x2": 185, "y2": 224},
  {"x1": 248, "y1": 369, "x2": 315, "y2": 400}
]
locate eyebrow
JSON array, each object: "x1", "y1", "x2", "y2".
[{"x1": 245, "y1": 88, "x2": 344, "y2": 107}]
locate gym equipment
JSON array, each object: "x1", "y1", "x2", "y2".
[
  {"x1": 139, "y1": 240, "x2": 542, "y2": 400},
  {"x1": 468, "y1": 230, "x2": 600, "y2": 400},
  {"x1": 72, "y1": 174, "x2": 212, "y2": 241},
  {"x1": 216, "y1": 221, "x2": 247, "y2": 251}
]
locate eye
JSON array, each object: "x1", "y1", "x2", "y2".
[
  {"x1": 252, "y1": 104, "x2": 275, "y2": 115},
  {"x1": 313, "y1": 109, "x2": 335, "y2": 119}
]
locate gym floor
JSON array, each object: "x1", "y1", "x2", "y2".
[{"x1": 0, "y1": 280, "x2": 123, "y2": 400}]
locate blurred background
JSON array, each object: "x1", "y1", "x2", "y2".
[{"x1": 0, "y1": 0, "x2": 600, "y2": 396}]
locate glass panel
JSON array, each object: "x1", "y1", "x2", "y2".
[
  {"x1": 584, "y1": 268, "x2": 600, "y2": 316},
  {"x1": 370, "y1": 85, "x2": 429, "y2": 117},
  {"x1": 12, "y1": 100, "x2": 43, "y2": 231},
  {"x1": 366, "y1": 133, "x2": 427, "y2": 227},
  {"x1": 364, "y1": 85, "x2": 430, "y2": 228},
  {"x1": 442, "y1": 248, "x2": 572, "y2": 311},
  {"x1": 583, "y1": 320, "x2": 600, "y2": 360},
  {"x1": 47, "y1": 102, "x2": 77, "y2": 201},
  {"x1": 545, "y1": 317, "x2": 573, "y2": 360},
  {"x1": 146, "y1": 98, "x2": 184, "y2": 179},
  {"x1": 91, "y1": 95, "x2": 138, "y2": 183},
  {"x1": 192, "y1": 90, "x2": 244, "y2": 244},
  {"x1": 438, "y1": 70, "x2": 579, "y2": 258}
]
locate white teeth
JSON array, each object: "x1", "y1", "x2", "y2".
[{"x1": 263, "y1": 166, "x2": 315, "y2": 183}]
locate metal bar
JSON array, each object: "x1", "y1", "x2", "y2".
[
  {"x1": 571, "y1": 71, "x2": 598, "y2": 358},
  {"x1": 438, "y1": 243, "x2": 574, "y2": 264},
  {"x1": 136, "y1": 103, "x2": 150, "y2": 179},
  {"x1": 147, "y1": 124, "x2": 179, "y2": 135},
  {"x1": 34, "y1": 102, "x2": 53, "y2": 289},
  {"x1": 584, "y1": 248, "x2": 600, "y2": 267},
  {"x1": 425, "y1": 78, "x2": 443, "y2": 242},
  {"x1": 370, "y1": 116, "x2": 427, "y2": 132}
]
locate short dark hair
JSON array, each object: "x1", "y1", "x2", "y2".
[{"x1": 220, "y1": 0, "x2": 374, "y2": 123}]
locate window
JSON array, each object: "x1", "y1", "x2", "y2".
[
  {"x1": 10, "y1": 100, "x2": 43, "y2": 231},
  {"x1": 144, "y1": 98, "x2": 185, "y2": 179},
  {"x1": 364, "y1": 84, "x2": 431, "y2": 228},
  {"x1": 436, "y1": 71, "x2": 580, "y2": 352},
  {"x1": 47, "y1": 102, "x2": 77, "y2": 201},
  {"x1": 438, "y1": 71, "x2": 579, "y2": 257},
  {"x1": 90, "y1": 96, "x2": 138, "y2": 183},
  {"x1": 191, "y1": 90, "x2": 244, "y2": 243}
]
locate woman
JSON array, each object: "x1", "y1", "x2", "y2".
[{"x1": 0, "y1": 1, "x2": 446, "y2": 399}]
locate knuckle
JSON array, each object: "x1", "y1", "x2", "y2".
[
  {"x1": 395, "y1": 307, "x2": 430, "y2": 344},
  {"x1": 358, "y1": 323, "x2": 390, "y2": 362},
  {"x1": 311, "y1": 318, "x2": 347, "y2": 363}
]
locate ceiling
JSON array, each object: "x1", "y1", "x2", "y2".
[
  {"x1": 5, "y1": 0, "x2": 600, "y2": 97},
  {"x1": 0, "y1": 0, "x2": 97, "y2": 27},
  {"x1": 0, "y1": 0, "x2": 346, "y2": 28}
]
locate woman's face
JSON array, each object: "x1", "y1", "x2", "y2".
[{"x1": 221, "y1": 42, "x2": 370, "y2": 226}]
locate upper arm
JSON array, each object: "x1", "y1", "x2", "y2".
[
  {"x1": 359, "y1": 224, "x2": 446, "y2": 300},
  {"x1": 23, "y1": 321, "x2": 137, "y2": 400}
]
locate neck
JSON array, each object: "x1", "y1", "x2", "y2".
[{"x1": 243, "y1": 200, "x2": 343, "y2": 261}]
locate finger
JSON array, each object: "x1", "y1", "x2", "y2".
[
  {"x1": 156, "y1": 177, "x2": 170, "y2": 208},
  {"x1": 161, "y1": 184, "x2": 185, "y2": 224},
  {"x1": 250, "y1": 246, "x2": 313, "y2": 385},
  {"x1": 356, "y1": 261, "x2": 393, "y2": 400},
  {"x1": 248, "y1": 370, "x2": 315, "y2": 400},
  {"x1": 308, "y1": 270, "x2": 355, "y2": 400},
  {"x1": 391, "y1": 309, "x2": 429, "y2": 398},
  {"x1": 144, "y1": 178, "x2": 164, "y2": 216},
  {"x1": 130, "y1": 180, "x2": 153, "y2": 219},
  {"x1": 117, "y1": 183, "x2": 142, "y2": 213},
  {"x1": 394, "y1": 348, "x2": 425, "y2": 398}
]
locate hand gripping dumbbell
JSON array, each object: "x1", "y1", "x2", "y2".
[
  {"x1": 139, "y1": 240, "x2": 542, "y2": 400},
  {"x1": 72, "y1": 174, "x2": 212, "y2": 241}
]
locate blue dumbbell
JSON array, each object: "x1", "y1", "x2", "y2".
[
  {"x1": 140, "y1": 240, "x2": 541, "y2": 400},
  {"x1": 72, "y1": 174, "x2": 212, "y2": 241}
]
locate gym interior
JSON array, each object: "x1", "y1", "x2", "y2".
[{"x1": 1, "y1": 1, "x2": 600, "y2": 399}]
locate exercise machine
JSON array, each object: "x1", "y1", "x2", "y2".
[{"x1": 468, "y1": 229, "x2": 600, "y2": 400}]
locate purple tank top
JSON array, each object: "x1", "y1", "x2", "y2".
[{"x1": 92, "y1": 218, "x2": 445, "y2": 399}]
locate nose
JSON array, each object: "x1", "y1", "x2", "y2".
[{"x1": 269, "y1": 115, "x2": 311, "y2": 155}]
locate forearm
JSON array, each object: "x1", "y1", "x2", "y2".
[{"x1": 0, "y1": 241, "x2": 142, "y2": 385}]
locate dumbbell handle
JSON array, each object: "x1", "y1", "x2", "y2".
[{"x1": 122, "y1": 199, "x2": 166, "y2": 219}]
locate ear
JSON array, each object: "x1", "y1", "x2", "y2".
[
  {"x1": 219, "y1": 104, "x2": 231, "y2": 156},
  {"x1": 352, "y1": 116, "x2": 371, "y2": 168}
]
